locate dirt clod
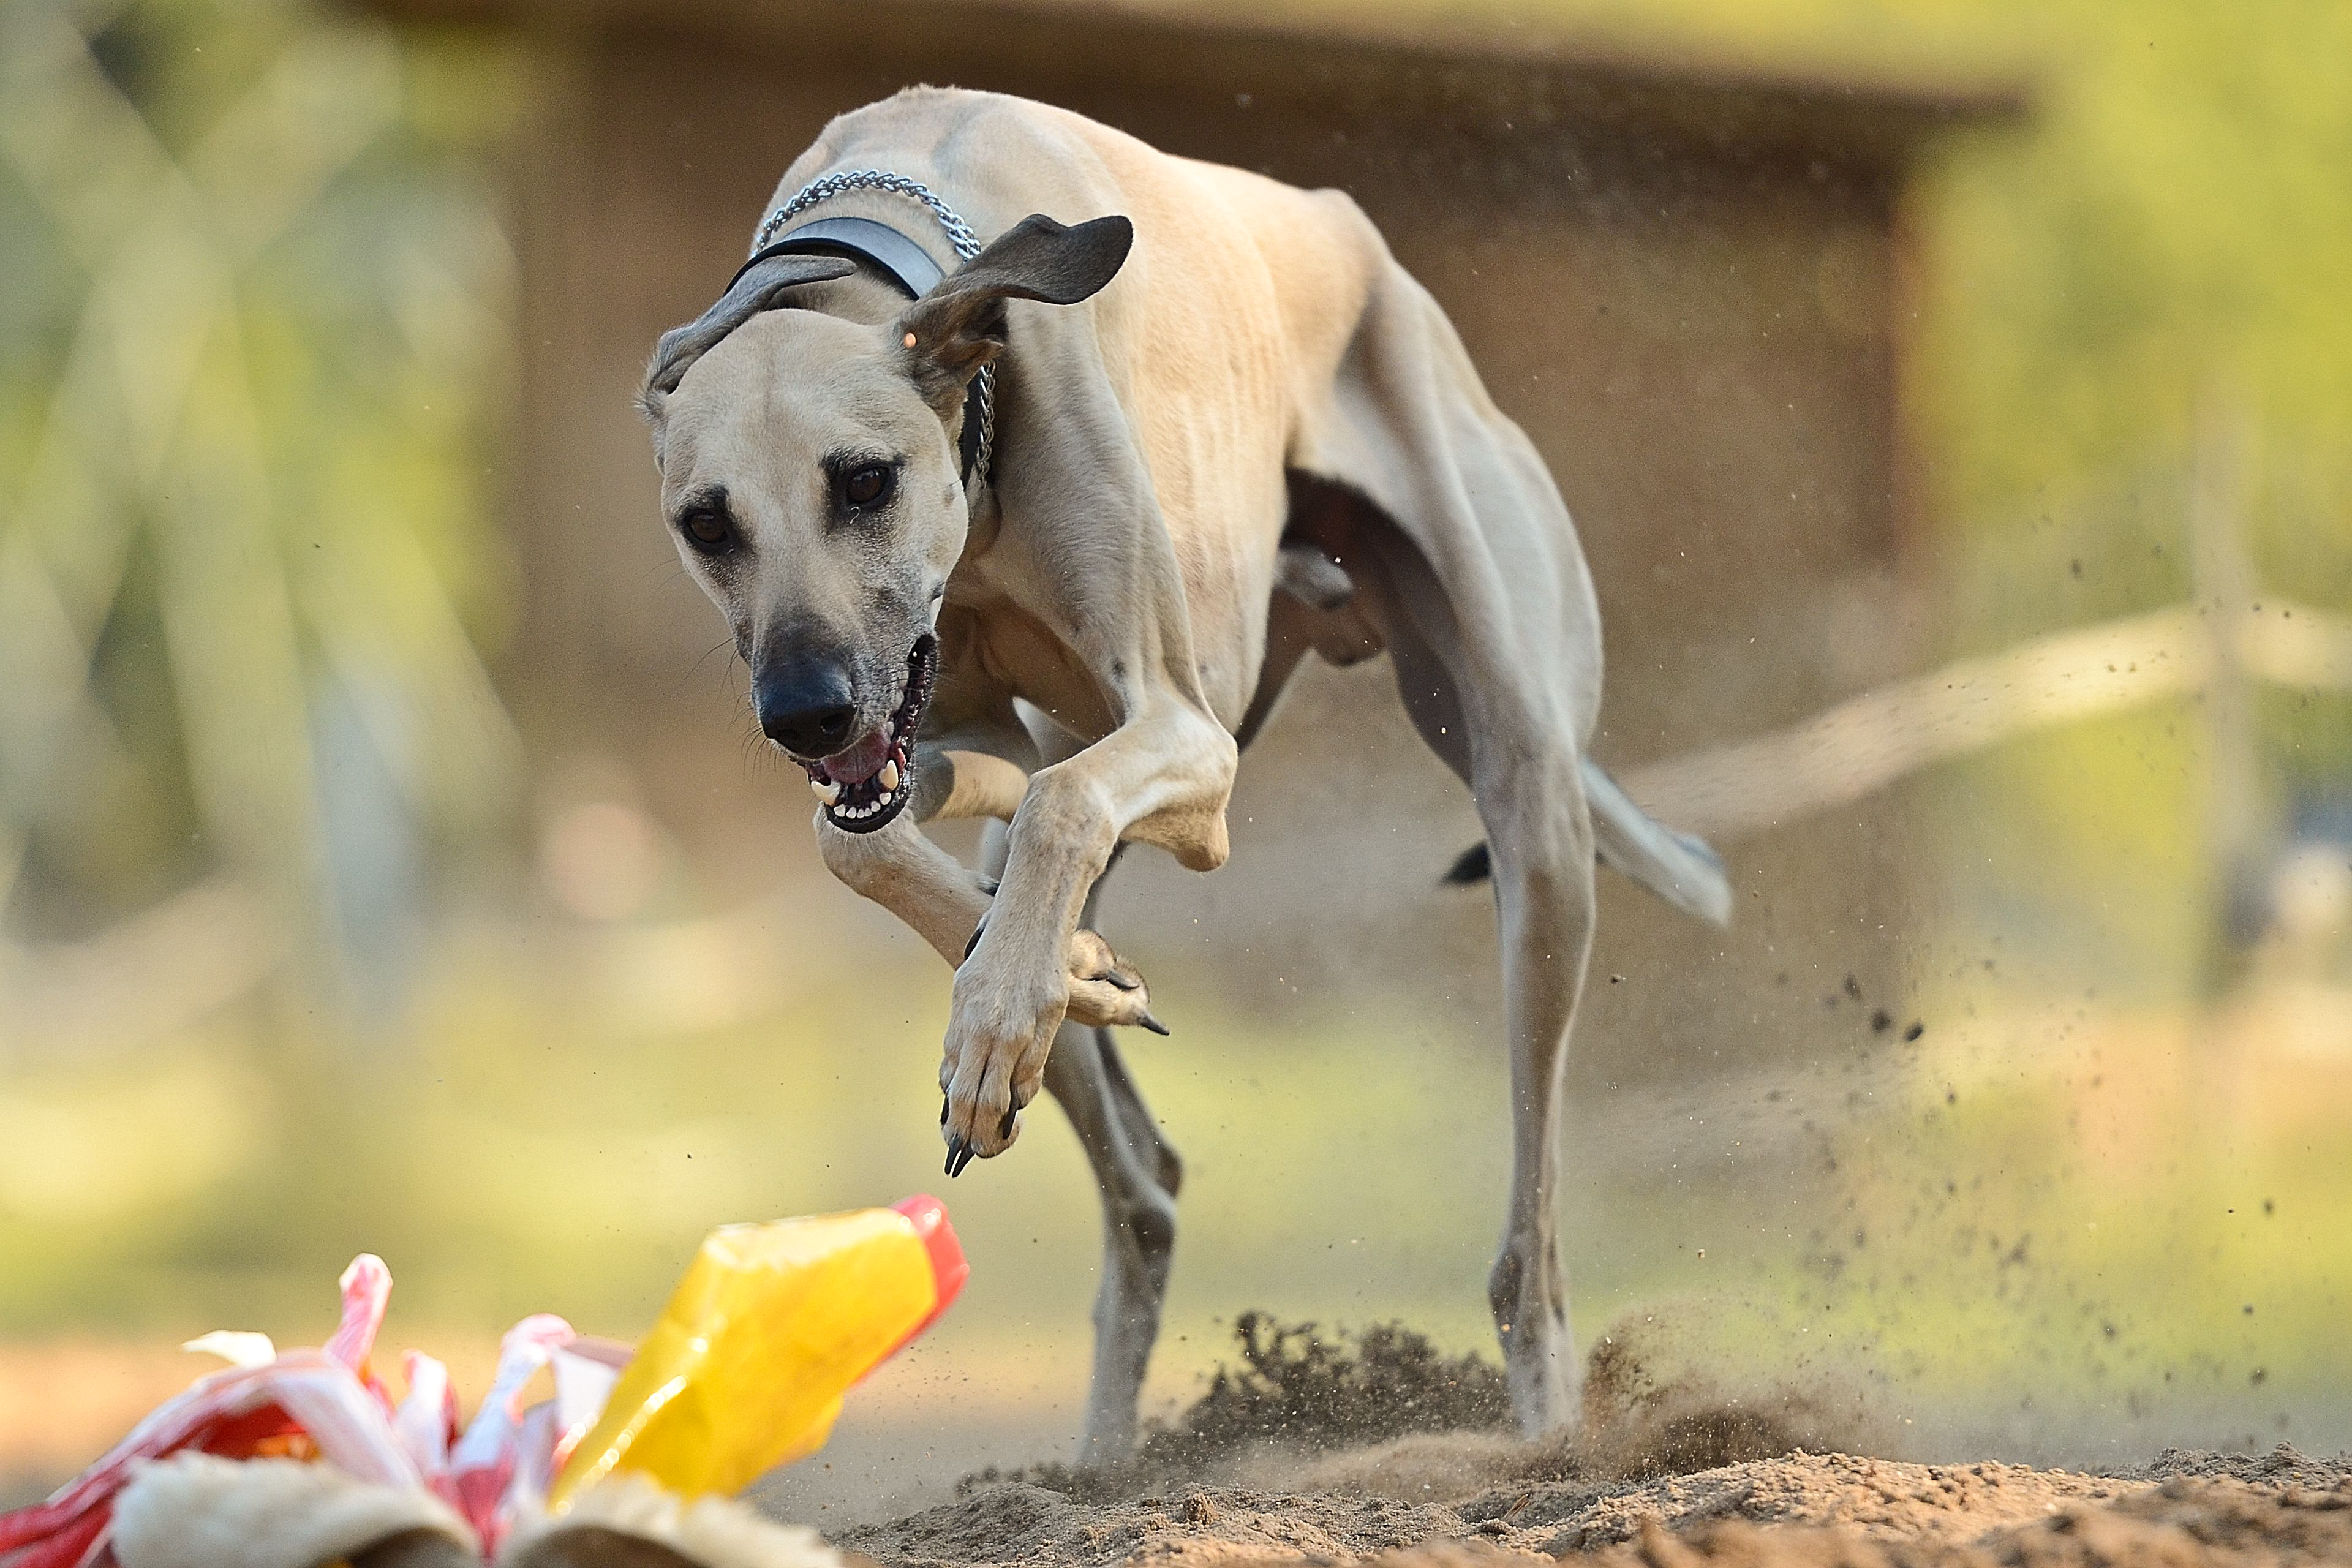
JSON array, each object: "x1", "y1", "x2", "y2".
[
  {"x1": 1574, "y1": 1325, "x2": 1856, "y2": 1483},
  {"x1": 967, "y1": 1317, "x2": 1509, "y2": 1502}
]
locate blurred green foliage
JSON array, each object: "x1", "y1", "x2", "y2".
[{"x1": 0, "y1": 0, "x2": 519, "y2": 964}]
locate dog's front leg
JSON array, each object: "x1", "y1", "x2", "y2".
[
  {"x1": 815, "y1": 813, "x2": 993, "y2": 968},
  {"x1": 814, "y1": 805, "x2": 1160, "y2": 1035},
  {"x1": 940, "y1": 702, "x2": 1235, "y2": 1166}
]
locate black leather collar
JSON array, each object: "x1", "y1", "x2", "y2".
[{"x1": 733, "y1": 216, "x2": 987, "y2": 484}]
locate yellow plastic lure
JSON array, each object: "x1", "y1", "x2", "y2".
[{"x1": 549, "y1": 1194, "x2": 967, "y2": 1509}]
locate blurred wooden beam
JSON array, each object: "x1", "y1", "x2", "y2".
[
  {"x1": 1623, "y1": 598, "x2": 2352, "y2": 843},
  {"x1": 364, "y1": 0, "x2": 2027, "y2": 183}
]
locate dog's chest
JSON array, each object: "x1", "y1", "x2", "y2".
[{"x1": 939, "y1": 580, "x2": 1120, "y2": 742}]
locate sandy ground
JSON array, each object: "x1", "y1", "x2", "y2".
[
  {"x1": 839, "y1": 1442, "x2": 2352, "y2": 1568},
  {"x1": 8, "y1": 1328, "x2": 2348, "y2": 1565},
  {"x1": 828, "y1": 1321, "x2": 2352, "y2": 1568}
]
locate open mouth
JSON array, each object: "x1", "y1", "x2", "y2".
[{"x1": 802, "y1": 635, "x2": 937, "y2": 834}]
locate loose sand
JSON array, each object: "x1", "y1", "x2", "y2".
[
  {"x1": 833, "y1": 1322, "x2": 2352, "y2": 1568},
  {"x1": 842, "y1": 1442, "x2": 2352, "y2": 1568}
]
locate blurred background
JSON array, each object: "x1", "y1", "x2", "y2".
[{"x1": 2, "y1": 0, "x2": 2348, "y2": 1523}]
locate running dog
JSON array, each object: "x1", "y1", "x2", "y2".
[{"x1": 638, "y1": 87, "x2": 1731, "y2": 1462}]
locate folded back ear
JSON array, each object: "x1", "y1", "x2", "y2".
[
  {"x1": 640, "y1": 254, "x2": 860, "y2": 410},
  {"x1": 896, "y1": 213, "x2": 1133, "y2": 419}
]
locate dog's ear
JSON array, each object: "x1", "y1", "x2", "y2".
[
  {"x1": 896, "y1": 213, "x2": 1133, "y2": 418},
  {"x1": 639, "y1": 252, "x2": 860, "y2": 412}
]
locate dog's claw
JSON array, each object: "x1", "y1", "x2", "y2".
[
  {"x1": 1138, "y1": 1011, "x2": 1170, "y2": 1036},
  {"x1": 940, "y1": 1095, "x2": 949, "y2": 1126},
  {"x1": 998, "y1": 1104, "x2": 1017, "y2": 1140},
  {"x1": 945, "y1": 1136, "x2": 967, "y2": 1177}
]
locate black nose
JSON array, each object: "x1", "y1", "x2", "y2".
[{"x1": 755, "y1": 657, "x2": 857, "y2": 756}]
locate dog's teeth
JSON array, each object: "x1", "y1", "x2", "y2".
[
  {"x1": 878, "y1": 758, "x2": 900, "y2": 794},
  {"x1": 810, "y1": 778, "x2": 841, "y2": 806}
]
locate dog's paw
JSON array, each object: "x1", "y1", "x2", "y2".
[
  {"x1": 938, "y1": 960, "x2": 1067, "y2": 1174},
  {"x1": 1063, "y1": 929, "x2": 1167, "y2": 1035}
]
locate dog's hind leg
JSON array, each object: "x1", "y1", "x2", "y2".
[
  {"x1": 1286, "y1": 239, "x2": 1616, "y2": 1434},
  {"x1": 979, "y1": 827, "x2": 1179, "y2": 1463},
  {"x1": 1477, "y1": 766, "x2": 1596, "y2": 1434},
  {"x1": 1045, "y1": 1021, "x2": 1180, "y2": 1464},
  {"x1": 1360, "y1": 543, "x2": 1597, "y2": 1436},
  {"x1": 1093, "y1": 1024, "x2": 1182, "y2": 1197}
]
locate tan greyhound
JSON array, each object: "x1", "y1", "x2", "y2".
[{"x1": 639, "y1": 87, "x2": 1731, "y2": 1462}]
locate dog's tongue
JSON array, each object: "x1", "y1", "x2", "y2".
[{"x1": 820, "y1": 729, "x2": 891, "y2": 785}]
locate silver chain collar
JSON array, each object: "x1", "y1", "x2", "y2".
[{"x1": 753, "y1": 170, "x2": 995, "y2": 489}]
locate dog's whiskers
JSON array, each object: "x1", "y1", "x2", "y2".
[{"x1": 674, "y1": 635, "x2": 739, "y2": 696}]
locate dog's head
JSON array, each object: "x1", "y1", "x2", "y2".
[{"x1": 639, "y1": 212, "x2": 1131, "y2": 832}]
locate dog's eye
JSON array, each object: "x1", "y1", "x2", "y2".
[
  {"x1": 843, "y1": 465, "x2": 893, "y2": 509},
  {"x1": 679, "y1": 508, "x2": 731, "y2": 550}
]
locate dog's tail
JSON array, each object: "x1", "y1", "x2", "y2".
[{"x1": 1441, "y1": 760, "x2": 1732, "y2": 925}]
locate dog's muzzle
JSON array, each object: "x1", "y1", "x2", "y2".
[{"x1": 801, "y1": 635, "x2": 937, "y2": 834}]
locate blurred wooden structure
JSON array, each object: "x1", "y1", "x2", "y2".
[{"x1": 367, "y1": 0, "x2": 2024, "y2": 1067}]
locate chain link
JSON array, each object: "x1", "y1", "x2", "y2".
[
  {"x1": 753, "y1": 170, "x2": 995, "y2": 489},
  {"x1": 753, "y1": 169, "x2": 983, "y2": 260}
]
